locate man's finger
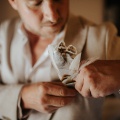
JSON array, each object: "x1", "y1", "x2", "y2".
[
  {"x1": 74, "y1": 72, "x2": 84, "y2": 93},
  {"x1": 46, "y1": 83, "x2": 77, "y2": 97},
  {"x1": 46, "y1": 95, "x2": 75, "y2": 107}
]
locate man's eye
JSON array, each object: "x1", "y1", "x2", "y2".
[
  {"x1": 28, "y1": 1, "x2": 42, "y2": 6},
  {"x1": 34, "y1": 1, "x2": 42, "y2": 6},
  {"x1": 53, "y1": 0, "x2": 62, "y2": 3}
]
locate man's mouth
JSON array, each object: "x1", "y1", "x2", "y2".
[
  {"x1": 43, "y1": 22, "x2": 60, "y2": 27},
  {"x1": 42, "y1": 19, "x2": 62, "y2": 28}
]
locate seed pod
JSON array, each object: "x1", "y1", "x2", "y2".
[
  {"x1": 66, "y1": 45, "x2": 77, "y2": 59},
  {"x1": 58, "y1": 41, "x2": 66, "y2": 53}
]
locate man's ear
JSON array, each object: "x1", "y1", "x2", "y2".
[{"x1": 8, "y1": 0, "x2": 18, "y2": 10}]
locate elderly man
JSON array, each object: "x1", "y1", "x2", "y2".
[{"x1": 0, "y1": 0, "x2": 120, "y2": 120}]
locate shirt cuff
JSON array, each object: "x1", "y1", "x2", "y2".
[{"x1": 17, "y1": 90, "x2": 32, "y2": 119}]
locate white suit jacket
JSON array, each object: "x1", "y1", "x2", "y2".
[{"x1": 0, "y1": 15, "x2": 120, "y2": 120}]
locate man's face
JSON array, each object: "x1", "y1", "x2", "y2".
[{"x1": 14, "y1": 0, "x2": 69, "y2": 37}]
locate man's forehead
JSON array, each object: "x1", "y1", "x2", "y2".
[
  {"x1": 24, "y1": 0, "x2": 67, "y2": 1},
  {"x1": 24, "y1": 0, "x2": 44, "y2": 2},
  {"x1": 25, "y1": 0, "x2": 41, "y2": 1},
  {"x1": 25, "y1": 0, "x2": 51, "y2": 1}
]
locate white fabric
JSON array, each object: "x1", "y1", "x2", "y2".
[{"x1": 0, "y1": 15, "x2": 120, "y2": 120}]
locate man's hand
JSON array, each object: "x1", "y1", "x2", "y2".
[
  {"x1": 75, "y1": 60, "x2": 120, "y2": 98},
  {"x1": 21, "y1": 82, "x2": 77, "y2": 113}
]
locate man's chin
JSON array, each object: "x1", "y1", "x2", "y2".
[
  {"x1": 40, "y1": 29, "x2": 60, "y2": 38},
  {"x1": 40, "y1": 32, "x2": 58, "y2": 38}
]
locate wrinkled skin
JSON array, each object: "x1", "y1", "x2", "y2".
[
  {"x1": 21, "y1": 82, "x2": 77, "y2": 113},
  {"x1": 75, "y1": 60, "x2": 120, "y2": 98},
  {"x1": 8, "y1": 0, "x2": 69, "y2": 38}
]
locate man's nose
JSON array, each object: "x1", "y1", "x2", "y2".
[{"x1": 42, "y1": 2, "x2": 60, "y2": 23}]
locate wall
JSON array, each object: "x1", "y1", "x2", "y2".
[
  {"x1": 70, "y1": 0, "x2": 104, "y2": 23},
  {"x1": 0, "y1": 0, "x2": 18, "y2": 23},
  {"x1": 0, "y1": 0, "x2": 104, "y2": 24}
]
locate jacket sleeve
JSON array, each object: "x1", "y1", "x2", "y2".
[
  {"x1": 105, "y1": 22, "x2": 120, "y2": 98},
  {"x1": 0, "y1": 20, "x2": 24, "y2": 120},
  {"x1": 105, "y1": 22, "x2": 120, "y2": 60}
]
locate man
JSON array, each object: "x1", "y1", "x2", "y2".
[{"x1": 0, "y1": 0, "x2": 120, "y2": 120}]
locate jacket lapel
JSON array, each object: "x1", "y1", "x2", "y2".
[
  {"x1": 64, "y1": 15, "x2": 88, "y2": 53},
  {"x1": 11, "y1": 22, "x2": 26, "y2": 83}
]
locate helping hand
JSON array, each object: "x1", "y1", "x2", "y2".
[
  {"x1": 75, "y1": 60, "x2": 120, "y2": 98},
  {"x1": 21, "y1": 82, "x2": 77, "y2": 113}
]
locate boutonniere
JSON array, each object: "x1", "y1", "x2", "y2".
[
  {"x1": 48, "y1": 40, "x2": 81, "y2": 87},
  {"x1": 48, "y1": 41, "x2": 98, "y2": 87}
]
